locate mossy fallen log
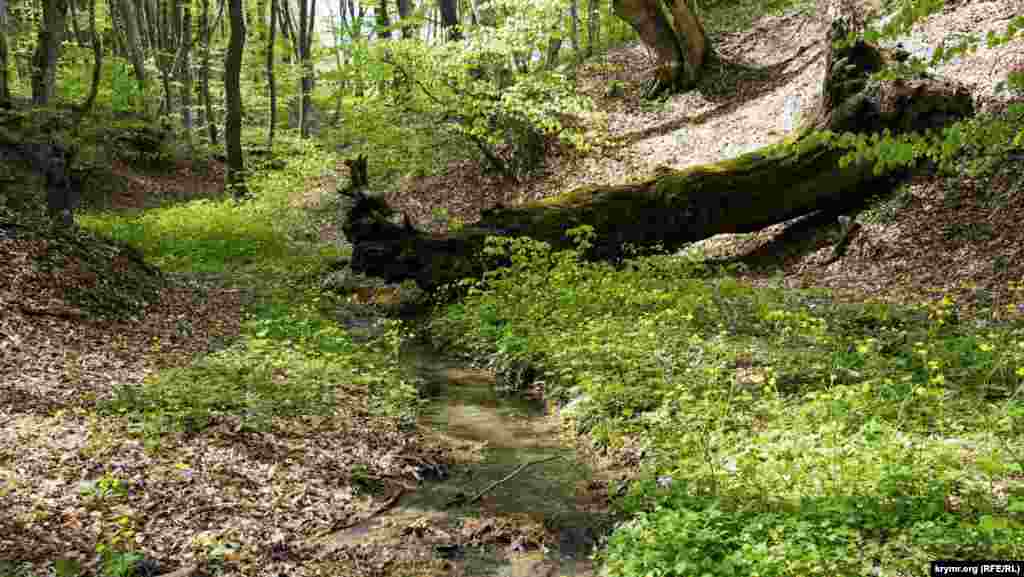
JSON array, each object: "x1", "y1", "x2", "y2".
[{"x1": 341, "y1": 19, "x2": 974, "y2": 291}]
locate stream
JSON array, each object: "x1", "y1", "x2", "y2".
[{"x1": 330, "y1": 308, "x2": 614, "y2": 576}]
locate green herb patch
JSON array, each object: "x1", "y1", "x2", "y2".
[{"x1": 430, "y1": 228, "x2": 1024, "y2": 575}]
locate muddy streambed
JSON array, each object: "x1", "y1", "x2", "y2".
[{"x1": 330, "y1": 309, "x2": 615, "y2": 576}]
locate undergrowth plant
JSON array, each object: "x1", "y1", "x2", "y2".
[{"x1": 431, "y1": 227, "x2": 1024, "y2": 576}]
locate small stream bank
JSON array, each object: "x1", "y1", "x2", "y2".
[{"x1": 330, "y1": 301, "x2": 616, "y2": 576}]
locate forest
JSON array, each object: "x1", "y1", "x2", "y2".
[{"x1": 1, "y1": 0, "x2": 1024, "y2": 574}]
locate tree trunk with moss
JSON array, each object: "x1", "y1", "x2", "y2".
[{"x1": 341, "y1": 19, "x2": 974, "y2": 290}]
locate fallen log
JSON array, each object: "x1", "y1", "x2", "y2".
[{"x1": 341, "y1": 19, "x2": 974, "y2": 291}]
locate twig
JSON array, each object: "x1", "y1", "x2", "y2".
[
  {"x1": 156, "y1": 564, "x2": 198, "y2": 577},
  {"x1": 450, "y1": 455, "x2": 563, "y2": 507},
  {"x1": 316, "y1": 488, "x2": 406, "y2": 538}
]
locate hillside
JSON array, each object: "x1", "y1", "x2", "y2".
[
  {"x1": 384, "y1": 0, "x2": 1024, "y2": 313},
  {"x1": 0, "y1": 0, "x2": 1022, "y2": 575}
]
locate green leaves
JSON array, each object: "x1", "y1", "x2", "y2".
[{"x1": 376, "y1": 0, "x2": 593, "y2": 179}]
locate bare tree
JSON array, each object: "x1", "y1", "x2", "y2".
[{"x1": 225, "y1": 0, "x2": 247, "y2": 197}]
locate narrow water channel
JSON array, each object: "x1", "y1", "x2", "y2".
[{"x1": 332, "y1": 309, "x2": 612, "y2": 576}]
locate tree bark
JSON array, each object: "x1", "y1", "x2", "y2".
[
  {"x1": 73, "y1": 0, "x2": 101, "y2": 122},
  {"x1": 613, "y1": 0, "x2": 707, "y2": 97},
  {"x1": 200, "y1": 0, "x2": 218, "y2": 144},
  {"x1": 181, "y1": 0, "x2": 194, "y2": 155},
  {"x1": 225, "y1": 0, "x2": 247, "y2": 198},
  {"x1": 570, "y1": 0, "x2": 579, "y2": 55},
  {"x1": 297, "y1": 0, "x2": 317, "y2": 138},
  {"x1": 67, "y1": 0, "x2": 84, "y2": 45},
  {"x1": 119, "y1": 0, "x2": 147, "y2": 110},
  {"x1": 0, "y1": 0, "x2": 10, "y2": 105},
  {"x1": 340, "y1": 20, "x2": 975, "y2": 290},
  {"x1": 586, "y1": 0, "x2": 598, "y2": 56},
  {"x1": 439, "y1": 0, "x2": 458, "y2": 41},
  {"x1": 267, "y1": 0, "x2": 277, "y2": 147},
  {"x1": 32, "y1": 0, "x2": 69, "y2": 105},
  {"x1": 397, "y1": 0, "x2": 413, "y2": 38}
]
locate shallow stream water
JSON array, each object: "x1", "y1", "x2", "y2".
[{"x1": 332, "y1": 309, "x2": 612, "y2": 576}]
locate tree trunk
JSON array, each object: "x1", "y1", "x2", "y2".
[
  {"x1": 546, "y1": 17, "x2": 563, "y2": 69},
  {"x1": 296, "y1": 0, "x2": 317, "y2": 138},
  {"x1": 340, "y1": 21, "x2": 975, "y2": 290},
  {"x1": 267, "y1": 0, "x2": 277, "y2": 147},
  {"x1": 201, "y1": 0, "x2": 218, "y2": 144},
  {"x1": 377, "y1": 0, "x2": 390, "y2": 38},
  {"x1": 67, "y1": 0, "x2": 84, "y2": 45},
  {"x1": 0, "y1": 0, "x2": 10, "y2": 105},
  {"x1": 612, "y1": 0, "x2": 707, "y2": 97},
  {"x1": 586, "y1": 0, "x2": 598, "y2": 56},
  {"x1": 181, "y1": 0, "x2": 194, "y2": 155},
  {"x1": 119, "y1": 0, "x2": 147, "y2": 109},
  {"x1": 32, "y1": 0, "x2": 69, "y2": 105},
  {"x1": 570, "y1": 0, "x2": 578, "y2": 55},
  {"x1": 398, "y1": 0, "x2": 413, "y2": 37},
  {"x1": 439, "y1": 0, "x2": 458, "y2": 41},
  {"x1": 225, "y1": 0, "x2": 247, "y2": 198},
  {"x1": 108, "y1": 0, "x2": 127, "y2": 58},
  {"x1": 73, "y1": 0, "x2": 101, "y2": 122}
]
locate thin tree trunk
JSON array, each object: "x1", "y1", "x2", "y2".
[
  {"x1": 331, "y1": 0, "x2": 344, "y2": 124},
  {"x1": 570, "y1": 0, "x2": 579, "y2": 55},
  {"x1": 438, "y1": 0, "x2": 458, "y2": 41},
  {"x1": 298, "y1": 0, "x2": 317, "y2": 138},
  {"x1": 0, "y1": 0, "x2": 10, "y2": 104},
  {"x1": 586, "y1": 0, "x2": 598, "y2": 56},
  {"x1": 73, "y1": 0, "x2": 101, "y2": 121},
  {"x1": 67, "y1": 0, "x2": 84, "y2": 44},
  {"x1": 181, "y1": 0, "x2": 193, "y2": 155},
  {"x1": 156, "y1": 0, "x2": 174, "y2": 116},
  {"x1": 139, "y1": 0, "x2": 153, "y2": 52},
  {"x1": 548, "y1": 31, "x2": 565, "y2": 68},
  {"x1": 201, "y1": 0, "x2": 218, "y2": 144},
  {"x1": 377, "y1": 0, "x2": 390, "y2": 38},
  {"x1": 225, "y1": 0, "x2": 247, "y2": 197},
  {"x1": 397, "y1": 0, "x2": 412, "y2": 37},
  {"x1": 267, "y1": 0, "x2": 277, "y2": 146},
  {"x1": 108, "y1": 0, "x2": 127, "y2": 57},
  {"x1": 119, "y1": 0, "x2": 147, "y2": 108},
  {"x1": 32, "y1": 0, "x2": 69, "y2": 105}
]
